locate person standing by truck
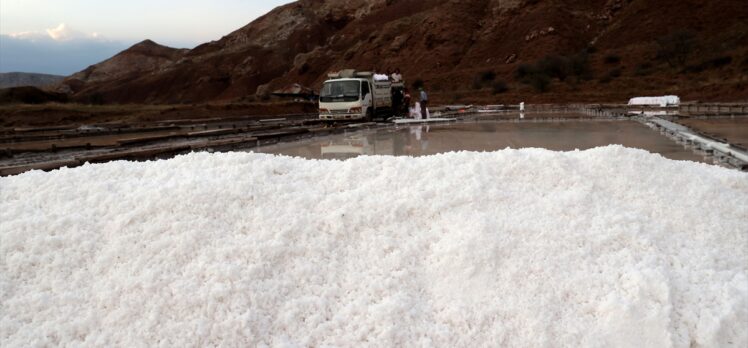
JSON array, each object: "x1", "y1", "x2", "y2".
[
  {"x1": 391, "y1": 68, "x2": 403, "y2": 83},
  {"x1": 419, "y1": 87, "x2": 429, "y2": 119},
  {"x1": 403, "y1": 88, "x2": 412, "y2": 116}
]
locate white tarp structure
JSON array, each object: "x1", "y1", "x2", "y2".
[
  {"x1": 373, "y1": 74, "x2": 390, "y2": 81},
  {"x1": 1, "y1": 147, "x2": 746, "y2": 347},
  {"x1": 628, "y1": 95, "x2": 681, "y2": 107}
]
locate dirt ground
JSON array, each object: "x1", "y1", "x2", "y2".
[{"x1": 0, "y1": 101, "x2": 317, "y2": 129}]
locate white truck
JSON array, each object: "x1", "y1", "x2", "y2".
[{"x1": 319, "y1": 69, "x2": 403, "y2": 121}]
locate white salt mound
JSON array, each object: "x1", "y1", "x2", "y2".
[{"x1": 1, "y1": 146, "x2": 746, "y2": 347}]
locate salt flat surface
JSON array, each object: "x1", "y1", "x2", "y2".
[{"x1": 1, "y1": 146, "x2": 746, "y2": 347}]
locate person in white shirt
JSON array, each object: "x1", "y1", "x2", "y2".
[{"x1": 391, "y1": 68, "x2": 403, "y2": 83}]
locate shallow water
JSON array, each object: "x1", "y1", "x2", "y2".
[
  {"x1": 254, "y1": 120, "x2": 709, "y2": 163},
  {"x1": 679, "y1": 118, "x2": 748, "y2": 147}
]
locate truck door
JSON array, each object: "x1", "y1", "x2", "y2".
[{"x1": 361, "y1": 81, "x2": 372, "y2": 109}]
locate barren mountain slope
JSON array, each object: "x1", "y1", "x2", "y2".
[{"x1": 59, "y1": 0, "x2": 748, "y2": 104}]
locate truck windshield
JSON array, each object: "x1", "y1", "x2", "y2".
[{"x1": 320, "y1": 81, "x2": 360, "y2": 102}]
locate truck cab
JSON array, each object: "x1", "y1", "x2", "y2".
[{"x1": 319, "y1": 70, "x2": 392, "y2": 121}]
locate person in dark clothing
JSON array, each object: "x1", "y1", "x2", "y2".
[{"x1": 419, "y1": 87, "x2": 429, "y2": 119}]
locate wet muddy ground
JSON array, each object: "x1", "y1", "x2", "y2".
[{"x1": 254, "y1": 120, "x2": 710, "y2": 163}]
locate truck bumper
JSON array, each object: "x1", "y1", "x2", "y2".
[{"x1": 319, "y1": 114, "x2": 365, "y2": 120}]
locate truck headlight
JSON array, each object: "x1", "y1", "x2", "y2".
[{"x1": 349, "y1": 107, "x2": 362, "y2": 114}]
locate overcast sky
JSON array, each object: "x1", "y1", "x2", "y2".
[
  {"x1": 1, "y1": 0, "x2": 295, "y2": 46},
  {"x1": 0, "y1": 0, "x2": 295, "y2": 74}
]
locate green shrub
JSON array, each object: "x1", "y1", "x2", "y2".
[
  {"x1": 514, "y1": 51, "x2": 591, "y2": 92},
  {"x1": 473, "y1": 71, "x2": 498, "y2": 90},
  {"x1": 515, "y1": 63, "x2": 535, "y2": 80},
  {"x1": 569, "y1": 52, "x2": 592, "y2": 80},
  {"x1": 492, "y1": 80, "x2": 508, "y2": 94},
  {"x1": 88, "y1": 93, "x2": 105, "y2": 105},
  {"x1": 684, "y1": 55, "x2": 733, "y2": 73},
  {"x1": 480, "y1": 70, "x2": 497, "y2": 83},
  {"x1": 471, "y1": 76, "x2": 483, "y2": 90},
  {"x1": 635, "y1": 63, "x2": 653, "y2": 76},
  {"x1": 298, "y1": 63, "x2": 310, "y2": 75},
  {"x1": 528, "y1": 74, "x2": 551, "y2": 92},
  {"x1": 604, "y1": 54, "x2": 621, "y2": 64},
  {"x1": 656, "y1": 30, "x2": 696, "y2": 67},
  {"x1": 599, "y1": 68, "x2": 622, "y2": 84},
  {"x1": 711, "y1": 56, "x2": 734, "y2": 68},
  {"x1": 537, "y1": 55, "x2": 570, "y2": 81}
]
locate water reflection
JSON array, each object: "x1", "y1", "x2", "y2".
[
  {"x1": 279, "y1": 125, "x2": 437, "y2": 159},
  {"x1": 254, "y1": 120, "x2": 709, "y2": 163}
]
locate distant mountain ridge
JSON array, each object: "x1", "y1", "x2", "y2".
[
  {"x1": 0, "y1": 72, "x2": 65, "y2": 89},
  {"x1": 58, "y1": 0, "x2": 748, "y2": 104},
  {"x1": 0, "y1": 34, "x2": 128, "y2": 76}
]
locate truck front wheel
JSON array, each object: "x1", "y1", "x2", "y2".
[{"x1": 364, "y1": 109, "x2": 373, "y2": 122}]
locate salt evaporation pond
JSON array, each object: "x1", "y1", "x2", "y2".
[
  {"x1": 255, "y1": 120, "x2": 708, "y2": 163},
  {"x1": 1, "y1": 144, "x2": 746, "y2": 347}
]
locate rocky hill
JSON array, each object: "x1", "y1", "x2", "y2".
[
  {"x1": 0, "y1": 72, "x2": 65, "y2": 89},
  {"x1": 58, "y1": 0, "x2": 748, "y2": 104}
]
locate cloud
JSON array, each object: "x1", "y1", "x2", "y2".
[
  {"x1": 0, "y1": 29, "x2": 128, "y2": 75},
  {"x1": 7, "y1": 31, "x2": 46, "y2": 41},
  {"x1": 46, "y1": 23, "x2": 79, "y2": 41},
  {"x1": 8, "y1": 23, "x2": 101, "y2": 42}
]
